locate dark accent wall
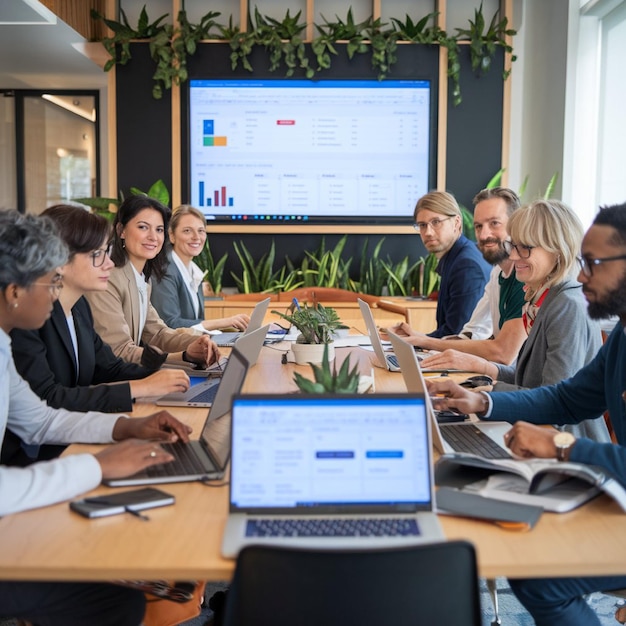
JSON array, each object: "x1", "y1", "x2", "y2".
[{"x1": 115, "y1": 43, "x2": 504, "y2": 287}]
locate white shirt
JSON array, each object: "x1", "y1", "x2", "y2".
[
  {"x1": 0, "y1": 329, "x2": 123, "y2": 516},
  {"x1": 131, "y1": 264, "x2": 149, "y2": 340},
  {"x1": 458, "y1": 266, "x2": 504, "y2": 339},
  {"x1": 172, "y1": 250, "x2": 204, "y2": 318}
]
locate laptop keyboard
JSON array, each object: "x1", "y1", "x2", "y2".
[
  {"x1": 213, "y1": 332, "x2": 241, "y2": 347},
  {"x1": 146, "y1": 441, "x2": 208, "y2": 477},
  {"x1": 440, "y1": 424, "x2": 510, "y2": 459},
  {"x1": 386, "y1": 354, "x2": 399, "y2": 368},
  {"x1": 188, "y1": 384, "x2": 220, "y2": 404},
  {"x1": 245, "y1": 518, "x2": 420, "y2": 538}
]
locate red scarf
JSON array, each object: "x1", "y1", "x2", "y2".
[{"x1": 522, "y1": 286, "x2": 549, "y2": 334}]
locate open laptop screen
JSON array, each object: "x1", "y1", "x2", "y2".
[{"x1": 229, "y1": 394, "x2": 433, "y2": 513}]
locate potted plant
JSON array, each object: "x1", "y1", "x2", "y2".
[
  {"x1": 293, "y1": 345, "x2": 361, "y2": 393},
  {"x1": 272, "y1": 302, "x2": 341, "y2": 364}
]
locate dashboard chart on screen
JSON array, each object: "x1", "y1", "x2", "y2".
[{"x1": 188, "y1": 78, "x2": 434, "y2": 225}]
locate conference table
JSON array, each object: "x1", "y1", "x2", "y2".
[{"x1": 1, "y1": 341, "x2": 625, "y2": 583}]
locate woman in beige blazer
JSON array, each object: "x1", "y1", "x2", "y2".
[{"x1": 87, "y1": 195, "x2": 220, "y2": 368}]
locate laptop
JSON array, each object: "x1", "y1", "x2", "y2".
[
  {"x1": 103, "y1": 349, "x2": 249, "y2": 487},
  {"x1": 212, "y1": 297, "x2": 270, "y2": 347},
  {"x1": 387, "y1": 331, "x2": 603, "y2": 513},
  {"x1": 357, "y1": 298, "x2": 403, "y2": 371},
  {"x1": 221, "y1": 393, "x2": 445, "y2": 558},
  {"x1": 156, "y1": 324, "x2": 268, "y2": 408},
  {"x1": 386, "y1": 329, "x2": 511, "y2": 460}
]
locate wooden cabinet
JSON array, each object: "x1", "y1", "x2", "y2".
[{"x1": 204, "y1": 296, "x2": 437, "y2": 334}]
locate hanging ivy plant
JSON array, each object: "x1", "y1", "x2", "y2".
[
  {"x1": 91, "y1": 4, "x2": 515, "y2": 106},
  {"x1": 455, "y1": 2, "x2": 517, "y2": 79},
  {"x1": 91, "y1": 5, "x2": 169, "y2": 71}
]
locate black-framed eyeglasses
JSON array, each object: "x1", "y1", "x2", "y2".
[
  {"x1": 577, "y1": 254, "x2": 626, "y2": 277},
  {"x1": 90, "y1": 244, "x2": 113, "y2": 268},
  {"x1": 502, "y1": 240, "x2": 535, "y2": 259},
  {"x1": 412, "y1": 216, "x2": 453, "y2": 233}
]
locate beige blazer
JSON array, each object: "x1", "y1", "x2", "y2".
[{"x1": 86, "y1": 263, "x2": 199, "y2": 365}]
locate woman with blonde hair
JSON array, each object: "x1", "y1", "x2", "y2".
[
  {"x1": 420, "y1": 199, "x2": 609, "y2": 441},
  {"x1": 150, "y1": 204, "x2": 249, "y2": 331}
]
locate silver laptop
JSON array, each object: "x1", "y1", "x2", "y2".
[
  {"x1": 357, "y1": 298, "x2": 403, "y2": 371},
  {"x1": 156, "y1": 324, "x2": 268, "y2": 408},
  {"x1": 221, "y1": 393, "x2": 445, "y2": 558},
  {"x1": 387, "y1": 329, "x2": 511, "y2": 459},
  {"x1": 212, "y1": 297, "x2": 270, "y2": 347},
  {"x1": 387, "y1": 331, "x2": 602, "y2": 513},
  {"x1": 103, "y1": 349, "x2": 249, "y2": 487}
]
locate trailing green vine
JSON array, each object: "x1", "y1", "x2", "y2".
[{"x1": 91, "y1": 4, "x2": 515, "y2": 105}]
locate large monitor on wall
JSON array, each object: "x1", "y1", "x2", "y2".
[{"x1": 184, "y1": 46, "x2": 439, "y2": 226}]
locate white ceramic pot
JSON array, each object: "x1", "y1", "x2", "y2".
[{"x1": 291, "y1": 342, "x2": 335, "y2": 365}]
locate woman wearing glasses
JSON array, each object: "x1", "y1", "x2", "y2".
[
  {"x1": 418, "y1": 199, "x2": 609, "y2": 440},
  {"x1": 0, "y1": 209, "x2": 192, "y2": 625},
  {"x1": 5, "y1": 205, "x2": 191, "y2": 464}
]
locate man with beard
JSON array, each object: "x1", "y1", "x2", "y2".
[
  {"x1": 412, "y1": 190, "x2": 491, "y2": 338},
  {"x1": 389, "y1": 187, "x2": 527, "y2": 365},
  {"x1": 427, "y1": 202, "x2": 626, "y2": 626}
]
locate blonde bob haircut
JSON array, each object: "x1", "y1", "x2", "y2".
[
  {"x1": 169, "y1": 204, "x2": 207, "y2": 235},
  {"x1": 413, "y1": 190, "x2": 461, "y2": 221},
  {"x1": 507, "y1": 199, "x2": 584, "y2": 288}
]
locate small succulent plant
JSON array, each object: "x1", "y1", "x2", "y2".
[{"x1": 293, "y1": 345, "x2": 360, "y2": 393}]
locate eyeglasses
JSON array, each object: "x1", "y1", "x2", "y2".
[
  {"x1": 577, "y1": 254, "x2": 626, "y2": 277},
  {"x1": 32, "y1": 281, "x2": 63, "y2": 295},
  {"x1": 90, "y1": 244, "x2": 113, "y2": 268},
  {"x1": 502, "y1": 240, "x2": 535, "y2": 259},
  {"x1": 413, "y1": 216, "x2": 453, "y2": 232}
]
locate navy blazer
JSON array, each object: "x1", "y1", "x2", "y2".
[
  {"x1": 10, "y1": 297, "x2": 151, "y2": 413},
  {"x1": 150, "y1": 255, "x2": 205, "y2": 328},
  {"x1": 429, "y1": 234, "x2": 491, "y2": 338}
]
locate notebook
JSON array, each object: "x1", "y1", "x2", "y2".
[
  {"x1": 386, "y1": 329, "x2": 511, "y2": 459},
  {"x1": 212, "y1": 297, "x2": 270, "y2": 347},
  {"x1": 221, "y1": 393, "x2": 445, "y2": 558},
  {"x1": 156, "y1": 324, "x2": 268, "y2": 408},
  {"x1": 357, "y1": 298, "x2": 402, "y2": 371},
  {"x1": 103, "y1": 349, "x2": 249, "y2": 487}
]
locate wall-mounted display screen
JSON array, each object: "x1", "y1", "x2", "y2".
[{"x1": 188, "y1": 78, "x2": 434, "y2": 225}]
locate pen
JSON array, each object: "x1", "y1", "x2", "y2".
[
  {"x1": 125, "y1": 508, "x2": 150, "y2": 521},
  {"x1": 82, "y1": 499, "x2": 151, "y2": 521},
  {"x1": 292, "y1": 297, "x2": 301, "y2": 312}
]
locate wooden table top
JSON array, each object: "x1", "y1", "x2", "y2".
[{"x1": 1, "y1": 343, "x2": 625, "y2": 582}]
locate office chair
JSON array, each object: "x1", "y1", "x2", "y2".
[{"x1": 222, "y1": 541, "x2": 481, "y2": 626}]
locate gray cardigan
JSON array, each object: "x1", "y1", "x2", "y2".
[{"x1": 493, "y1": 279, "x2": 609, "y2": 442}]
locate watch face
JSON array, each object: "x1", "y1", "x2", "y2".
[{"x1": 554, "y1": 431, "x2": 576, "y2": 447}]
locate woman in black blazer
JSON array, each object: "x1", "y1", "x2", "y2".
[{"x1": 5, "y1": 205, "x2": 191, "y2": 464}]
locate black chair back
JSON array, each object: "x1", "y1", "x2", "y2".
[{"x1": 223, "y1": 540, "x2": 481, "y2": 626}]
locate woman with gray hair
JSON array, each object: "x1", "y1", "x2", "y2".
[
  {"x1": 420, "y1": 199, "x2": 609, "y2": 441},
  {"x1": 0, "y1": 209, "x2": 192, "y2": 625}
]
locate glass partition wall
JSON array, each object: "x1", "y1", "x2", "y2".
[{"x1": 1, "y1": 90, "x2": 99, "y2": 214}]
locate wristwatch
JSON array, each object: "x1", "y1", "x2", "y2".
[{"x1": 553, "y1": 431, "x2": 576, "y2": 461}]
